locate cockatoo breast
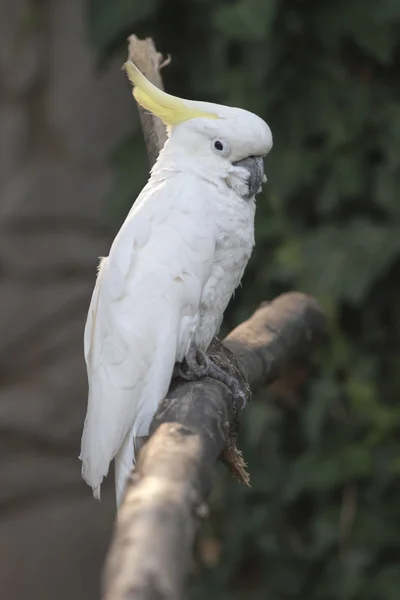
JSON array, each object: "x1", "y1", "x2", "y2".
[{"x1": 192, "y1": 178, "x2": 256, "y2": 350}]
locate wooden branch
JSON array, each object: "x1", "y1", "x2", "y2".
[
  {"x1": 224, "y1": 294, "x2": 326, "y2": 391},
  {"x1": 102, "y1": 295, "x2": 325, "y2": 600},
  {"x1": 127, "y1": 35, "x2": 168, "y2": 168},
  {"x1": 102, "y1": 37, "x2": 327, "y2": 600}
]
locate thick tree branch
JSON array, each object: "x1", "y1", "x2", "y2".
[
  {"x1": 224, "y1": 294, "x2": 325, "y2": 391},
  {"x1": 102, "y1": 295, "x2": 325, "y2": 600},
  {"x1": 102, "y1": 38, "x2": 327, "y2": 600}
]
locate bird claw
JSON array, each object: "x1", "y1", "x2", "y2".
[
  {"x1": 178, "y1": 347, "x2": 248, "y2": 409},
  {"x1": 179, "y1": 347, "x2": 208, "y2": 379}
]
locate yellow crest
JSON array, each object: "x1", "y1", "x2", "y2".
[{"x1": 124, "y1": 61, "x2": 219, "y2": 126}]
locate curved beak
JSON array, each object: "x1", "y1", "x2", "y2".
[{"x1": 233, "y1": 155, "x2": 265, "y2": 199}]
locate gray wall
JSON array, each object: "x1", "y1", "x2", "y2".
[{"x1": 0, "y1": 1, "x2": 136, "y2": 597}]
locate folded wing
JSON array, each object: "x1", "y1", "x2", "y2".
[{"x1": 80, "y1": 177, "x2": 215, "y2": 499}]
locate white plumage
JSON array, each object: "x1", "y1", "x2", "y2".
[{"x1": 79, "y1": 61, "x2": 272, "y2": 506}]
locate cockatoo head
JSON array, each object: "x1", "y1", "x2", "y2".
[{"x1": 124, "y1": 61, "x2": 273, "y2": 199}]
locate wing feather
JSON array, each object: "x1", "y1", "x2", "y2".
[{"x1": 80, "y1": 176, "x2": 215, "y2": 500}]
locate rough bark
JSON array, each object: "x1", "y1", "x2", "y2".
[
  {"x1": 102, "y1": 38, "x2": 327, "y2": 600},
  {"x1": 126, "y1": 35, "x2": 168, "y2": 168},
  {"x1": 102, "y1": 295, "x2": 325, "y2": 600}
]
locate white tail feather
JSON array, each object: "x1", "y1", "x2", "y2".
[{"x1": 114, "y1": 430, "x2": 136, "y2": 508}]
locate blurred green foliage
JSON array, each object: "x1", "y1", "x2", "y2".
[{"x1": 87, "y1": 0, "x2": 400, "y2": 598}]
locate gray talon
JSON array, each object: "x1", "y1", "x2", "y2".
[{"x1": 178, "y1": 347, "x2": 248, "y2": 408}]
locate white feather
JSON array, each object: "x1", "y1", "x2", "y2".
[
  {"x1": 80, "y1": 99, "x2": 273, "y2": 506},
  {"x1": 80, "y1": 174, "x2": 216, "y2": 501}
]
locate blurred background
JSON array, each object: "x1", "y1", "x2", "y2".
[{"x1": 1, "y1": 0, "x2": 400, "y2": 599}]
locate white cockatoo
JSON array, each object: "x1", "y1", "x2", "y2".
[{"x1": 80, "y1": 61, "x2": 273, "y2": 506}]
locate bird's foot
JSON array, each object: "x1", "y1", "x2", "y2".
[
  {"x1": 172, "y1": 348, "x2": 207, "y2": 380},
  {"x1": 178, "y1": 347, "x2": 209, "y2": 379},
  {"x1": 178, "y1": 347, "x2": 248, "y2": 409}
]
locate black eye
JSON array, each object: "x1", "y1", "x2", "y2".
[{"x1": 212, "y1": 138, "x2": 230, "y2": 156}]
